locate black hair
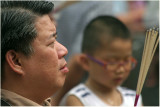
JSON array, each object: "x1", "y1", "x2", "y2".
[
  {"x1": 1, "y1": 1, "x2": 54, "y2": 80},
  {"x1": 1, "y1": 1, "x2": 54, "y2": 16},
  {"x1": 1, "y1": 8, "x2": 37, "y2": 81},
  {"x1": 82, "y1": 15, "x2": 131, "y2": 55}
]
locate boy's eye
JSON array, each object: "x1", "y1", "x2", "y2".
[
  {"x1": 106, "y1": 59, "x2": 117, "y2": 63},
  {"x1": 124, "y1": 57, "x2": 131, "y2": 61}
]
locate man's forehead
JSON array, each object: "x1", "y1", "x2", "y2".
[{"x1": 35, "y1": 15, "x2": 56, "y2": 31}]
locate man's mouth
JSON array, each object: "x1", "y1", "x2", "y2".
[{"x1": 60, "y1": 64, "x2": 69, "y2": 73}]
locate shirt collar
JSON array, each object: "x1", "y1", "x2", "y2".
[{"x1": 1, "y1": 89, "x2": 51, "y2": 106}]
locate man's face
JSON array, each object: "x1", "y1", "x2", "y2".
[{"x1": 21, "y1": 15, "x2": 68, "y2": 94}]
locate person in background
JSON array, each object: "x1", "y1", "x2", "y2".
[
  {"x1": 123, "y1": 1, "x2": 159, "y2": 106},
  {"x1": 141, "y1": 46, "x2": 159, "y2": 106},
  {"x1": 59, "y1": 16, "x2": 143, "y2": 106},
  {"x1": 1, "y1": 1, "x2": 68, "y2": 106}
]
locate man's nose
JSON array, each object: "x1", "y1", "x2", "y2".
[{"x1": 57, "y1": 42, "x2": 68, "y2": 59}]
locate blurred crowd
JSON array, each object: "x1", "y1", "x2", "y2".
[{"x1": 52, "y1": 1, "x2": 159, "y2": 106}]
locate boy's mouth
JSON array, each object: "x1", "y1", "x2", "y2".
[{"x1": 114, "y1": 77, "x2": 123, "y2": 83}]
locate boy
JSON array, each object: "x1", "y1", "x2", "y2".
[{"x1": 59, "y1": 16, "x2": 143, "y2": 106}]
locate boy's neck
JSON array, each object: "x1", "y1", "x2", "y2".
[
  {"x1": 85, "y1": 78, "x2": 116, "y2": 94},
  {"x1": 85, "y1": 78, "x2": 122, "y2": 106}
]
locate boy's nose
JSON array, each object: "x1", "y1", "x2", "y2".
[{"x1": 115, "y1": 66, "x2": 125, "y2": 74}]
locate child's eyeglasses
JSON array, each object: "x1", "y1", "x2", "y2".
[{"x1": 87, "y1": 55, "x2": 137, "y2": 71}]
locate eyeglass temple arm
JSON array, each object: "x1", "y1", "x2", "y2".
[{"x1": 87, "y1": 55, "x2": 105, "y2": 66}]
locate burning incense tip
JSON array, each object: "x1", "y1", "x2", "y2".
[{"x1": 134, "y1": 94, "x2": 139, "y2": 106}]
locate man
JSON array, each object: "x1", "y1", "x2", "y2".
[{"x1": 1, "y1": 1, "x2": 69, "y2": 106}]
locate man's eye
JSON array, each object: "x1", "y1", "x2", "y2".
[{"x1": 49, "y1": 42, "x2": 55, "y2": 47}]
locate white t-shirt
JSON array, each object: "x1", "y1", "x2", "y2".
[{"x1": 59, "y1": 83, "x2": 143, "y2": 106}]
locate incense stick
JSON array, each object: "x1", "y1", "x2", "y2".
[{"x1": 134, "y1": 28, "x2": 159, "y2": 106}]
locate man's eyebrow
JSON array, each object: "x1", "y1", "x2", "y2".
[{"x1": 49, "y1": 32, "x2": 57, "y2": 39}]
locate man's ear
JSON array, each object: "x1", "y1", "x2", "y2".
[
  {"x1": 79, "y1": 54, "x2": 90, "y2": 72},
  {"x1": 5, "y1": 50, "x2": 24, "y2": 75}
]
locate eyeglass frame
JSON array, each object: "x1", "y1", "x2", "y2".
[{"x1": 87, "y1": 54, "x2": 137, "y2": 71}]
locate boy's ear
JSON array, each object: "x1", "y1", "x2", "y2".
[
  {"x1": 5, "y1": 50, "x2": 24, "y2": 75},
  {"x1": 79, "y1": 54, "x2": 90, "y2": 72}
]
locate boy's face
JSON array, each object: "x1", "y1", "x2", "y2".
[{"x1": 88, "y1": 38, "x2": 132, "y2": 89}]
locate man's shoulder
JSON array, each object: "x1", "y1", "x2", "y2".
[{"x1": 1, "y1": 99, "x2": 11, "y2": 106}]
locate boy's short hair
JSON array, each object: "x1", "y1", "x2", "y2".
[{"x1": 82, "y1": 15, "x2": 131, "y2": 55}]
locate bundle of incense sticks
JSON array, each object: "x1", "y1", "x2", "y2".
[{"x1": 134, "y1": 27, "x2": 159, "y2": 106}]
